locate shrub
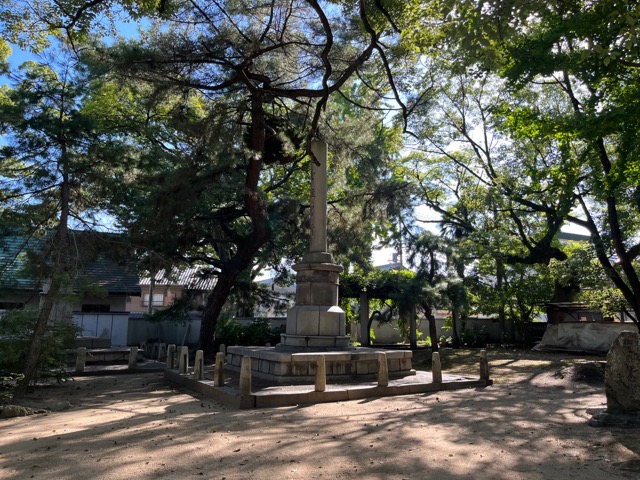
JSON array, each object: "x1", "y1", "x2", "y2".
[
  {"x1": 214, "y1": 315, "x2": 244, "y2": 350},
  {"x1": 460, "y1": 325, "x2": 489, "y2": 348},
  {"x1": 214, "y1": 316, "x2": 284, "y2": 351},
  {"x1": 0, "y1": 309, "x2": 80, "y2": 400}
]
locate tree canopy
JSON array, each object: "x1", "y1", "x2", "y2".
[
  {"x1": 1, "y1": 0, "x2": 425, "y2": 360},
  {"x1": 400, "y1": 0, "x2": 640, "y2": 329},
  {"x1": 1, "y1": 0, "x2": 639, "y2": 377}
]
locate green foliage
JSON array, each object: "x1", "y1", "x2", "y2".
[
  {"x1": 548, "y1": 242, "x2": 601, "y2": 293},
  {"x1": 213, "y1": 316, "x2": 244, "y2": 350},
  {"x1": 339, "y1": 298, "x2": 360, "y2": 337},
  {"x1": 244, "y1": 319, "x2": 284, "y2": 346},
  {"x1": 468, "y1": 261, "x2": 554, "y2": 323},
  {"x1": 1, "y1": 0, "x2": 426, "y2": 360},
  {"x1": 460, "y1": 325, "x2": 489, "y2": 348},
  {"x1": 0, "y1": 0, "x2": 163, "y2": 53},
  {"x1": 213, "y1": 317, "x2": 284, "y2": 351},
  {"x1": 341, "y1": 269, "x2": 418, "y2": 341},
  {"x1": 438, "y1": 0, "x2": 640, "y2": 324},
  {"x1": 0, "y1": 42, "x2": 118, "y2": 391},
  {"x1": 400, "y1": 1, "x2": 640, "y2": 331},
  {"x1": 341, "y1": 268, "x2": 416, "y2": 299},
  {"x1": 0, "y1": 309, "x2": 80, "y2": 397},
  {"x1": 549, "y1": 242, "x2": 633, "y2": 318}
]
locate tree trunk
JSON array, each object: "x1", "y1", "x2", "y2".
[
  {"x1": 17, "y1": 278, "x2": 61, "y2": 394},
  {"x1": 198, "y1": 217, "x2": 272, "y2": 359},
  {"x1": 148, "y1": 274, "x2": 156, "y2": 315},
  {"x1": 198, "y1": 92, "x2": 272, "y2": 359},
  {"x1": 18, "y1": 174, "x2": 70, "y2": 393},
  {"x1": 578, "y1": 190, "x2": 640, "y2": 330},
  {"x1": 451, "y1": 310, "x2": 460, "y2": 348},
  {"x1": 409, "y1": 303, "x2": 417, "y2": 349},
  {"x1": 199, "y1": 271, "x2": 237, "y2": 358},
  {"x1": 445, "y1": 249, "x2": 465, "y2": 348},
  {"x1": 359, "y1": 291, "x2": 370, "y2": 347},
  {"x1": 422, "y1": 303, "x2": 438, "y2": 352},
  {"x1": 496, "y1": 258, "x2": 510, "y2": 343}
]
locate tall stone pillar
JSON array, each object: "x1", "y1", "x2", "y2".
[
  {"x1": 309, "y1": 140, "x2": 329, "y2": 259},
  {"x1": 278, "y1": 140, "x2": 351, "y2": 351}
]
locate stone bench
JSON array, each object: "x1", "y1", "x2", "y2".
[{"x1": 73, "y1": 346, "x2": 141, "y2": 372}]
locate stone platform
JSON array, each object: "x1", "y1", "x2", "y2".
[
  {"x1": 226, "y1": 346, "x2": 414, "y2": 384},
  {"x1": 165, "y1": 367, "x2": 491, "y2": 409}
]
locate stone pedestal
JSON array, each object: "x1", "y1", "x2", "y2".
[
  {"x1": 226, "y1": 346, "x2": 414, "y2": 383},
  {"x1": 278, "y1": 140, "x2": 351, "y2": 351},
  {"x1": 278, "y1": 261, "x2": 351, "y2": 351}
]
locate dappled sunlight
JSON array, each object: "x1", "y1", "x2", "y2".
[
  {"x1": 434, "y1": 348, "x2": 607, "y2": 388},
  {"x1": 1, "y1": 354, "x2": 636, "y2": 480}
]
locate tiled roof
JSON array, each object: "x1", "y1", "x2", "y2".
[
  {"x1": 0, "y1": 232, "x2": 140, "y2": 295},
  {"x1": 557, "y1": 231, "x2": 590, "y2": 242},
  {"x1": 376, "y1": 262, "x2": 405, "y2": 271},
  {"x1": 0, "y1": 235, "x2": 44, "y2": 291},
  {"x1": 77, "y1": 253, "x2": 141, "y2": 295},
  {"x1": 139, "y1": 267, "x2": 216, "y2": 291}
]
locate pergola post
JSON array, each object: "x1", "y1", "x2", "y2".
[
  {"x1": 409, "y1": 303, "x2": 417, "y2": 349},
  {"x1": 359, "y1": 291, "x2": 370, "y2": 347}
]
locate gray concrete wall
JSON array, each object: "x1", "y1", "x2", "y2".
[
  {"x1": 127, "y1": 315, "x2": 201, "y2": 347},
  {"x1": 369, "y1": 316, "x2": 527, "y2": 345},
  {"x1": 72, "y1": 312, "x2": 202, "y2": 347}
]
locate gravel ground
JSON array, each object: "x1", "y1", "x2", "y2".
[{"x1": 2, "y1": 348, "x2": 640, "y2": 480}]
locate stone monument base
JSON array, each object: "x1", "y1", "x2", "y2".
[
  {"x1": 588, "y1": 408, "x2": 640, "y2": 428},
  {"x1": 226, "y1": 345, "x2": 414, "y2": 384},
  {"x1": 278, "y1": 334, "x2": 353, "y2": 351}
]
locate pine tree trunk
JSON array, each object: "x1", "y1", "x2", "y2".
[
  {"x1": 199, "y1": 94, "x2": 272, "y2": 358},
  {"x1": 199, "y1": 272, "x2": 236, "y2": 359},
  {"x1": 451, "y1": 310, "x2": 460, "y2": 348},
  {"x1": 16, "y1": 279, "x2": 61, "y2": 394},
  {"x1": 18, "y1": 143, "x2": 71, "y2": 394}
]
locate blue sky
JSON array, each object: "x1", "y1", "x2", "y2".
[
  {"x1": 3, "y1": 16, "x2": 147, "y2": 82},
  {"x1": 5, "y1": 44, "x2": 36, "y2": 72}
]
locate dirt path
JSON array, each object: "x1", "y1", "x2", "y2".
[{"x1": 2, "y1": 349, "x2": 640, "y2": 479}]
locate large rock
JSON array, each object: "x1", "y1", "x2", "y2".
[
  {"x1": 0, "y1": 404, "x2": 48, "y2": 418},
  {"x1": 605, "y1": 331, "x2": 640, "y2": 413}
]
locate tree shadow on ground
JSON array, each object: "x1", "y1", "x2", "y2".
[{"x1": 0, "y1": 351, "x2": 635, "y2": 480}]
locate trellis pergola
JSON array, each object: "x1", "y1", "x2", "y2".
[{"x1": 339, "y1": 270, "x2": 420, "y2": 348}]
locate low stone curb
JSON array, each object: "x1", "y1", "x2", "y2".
[{"x1": 164, "y1": 368, "x2": 493, "y2": 409}]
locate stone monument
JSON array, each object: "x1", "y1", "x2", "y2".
[
  {"x1": 605, "y1": 331, "x2": 640, "y2": 413},
  {"x1": 278, "y1": 140, "x2": 351, "y2": 351},
  {"x1": 589, "y1": 331, "x2": 640, "y2": 427},
  {"x1": 225, "y1": 140, "x2": 413, "y2": 383}
]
